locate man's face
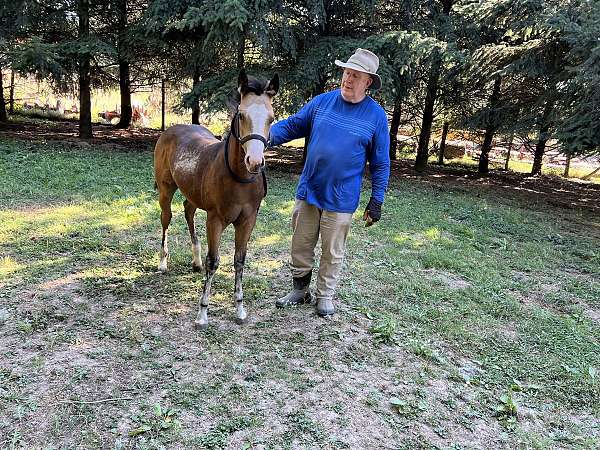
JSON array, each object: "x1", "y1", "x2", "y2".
[{"x1": 340, "y1": 68, "x2": 373, "y2": 103}]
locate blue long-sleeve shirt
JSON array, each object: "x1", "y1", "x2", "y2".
[{"x1": 270, "y1": 89, "x2": 390, "y2": 213}]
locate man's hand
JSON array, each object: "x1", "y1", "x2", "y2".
[{"x1": 363, "y1": 197, "x2": 382, "y2": 227}]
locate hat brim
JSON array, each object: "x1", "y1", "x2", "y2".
[{"x1": 335, "y1": 60, "x2": 382, "y2": 90}]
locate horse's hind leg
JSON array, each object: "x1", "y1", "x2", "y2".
[
  {"x1": 158, "y1": 183, "x2": 177, "y2": 272},
  {"x1": 194, "y1": 213, "x2": 224, "y2": 329},
  {"x1": 232, "y1": 214, "x2": 257, "y2": 325},
  {"x1": 184, "y1": 200, "x2": 202, "y2": 272}
]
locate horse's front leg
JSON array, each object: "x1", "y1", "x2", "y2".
[
  {"x1": 233, "y1": 214, "x2": 257, "y2": 325},
  {"x1": 194, "y1": 215, "x2": 224, "y2": 330}
]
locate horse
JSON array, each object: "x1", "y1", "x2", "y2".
[{"x1": 153, "y1": 70, "x2": 279, "y2": 329}]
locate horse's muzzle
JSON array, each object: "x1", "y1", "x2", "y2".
[{"x1": 245, "y1": 155, "x2": 265, "y2": 174}]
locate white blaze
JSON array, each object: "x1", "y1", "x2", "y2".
[{"x1": 244, "y1": 103, "x2": 269, "y2": 166}]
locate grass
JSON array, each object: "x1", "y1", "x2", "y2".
[
  {"x1": 442, "y1": 155, "x2": 600, "y2": 183},
  {"x1": 0, "y1": 133, "x2": 599, "y2": 449}
]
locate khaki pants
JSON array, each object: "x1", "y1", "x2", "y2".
[{"x1": 290, "y1": 200, "x2": 353, "y2": 301}]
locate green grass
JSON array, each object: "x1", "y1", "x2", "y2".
[{"x1": 0, "y1": 135, "x2": 599, "y2": 449}]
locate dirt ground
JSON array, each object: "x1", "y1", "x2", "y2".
[{"x1": 1, "y1": 119, "x2": 599, "y2": 218}]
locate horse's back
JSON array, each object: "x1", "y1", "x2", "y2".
[
  {"x1": 155, "y1": 123, "x2": 220, "y2": 167},
  {"x1": 154, "y1": 124, "x2": 223, "y2": 200},
  {"x1": 156, "y1": 124, "x2": 219, "y2": 152}
]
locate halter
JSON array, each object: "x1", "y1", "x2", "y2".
[
  {"x1": 224, "y1": 111, "x2": 268, "y2": 196},
  {"x1": 231, "y1": 110, "x2": 270, "y2": 149}
]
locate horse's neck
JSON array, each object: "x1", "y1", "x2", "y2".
[{"x1": 226, "y1": 134, "x2": 247, "y2": 177}]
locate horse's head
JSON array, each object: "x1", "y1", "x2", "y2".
[{"x1": 236, "y1": 70, "x2": 279, "y2": 174}]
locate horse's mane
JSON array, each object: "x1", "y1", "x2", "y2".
[{"x1": 228, "y1": 75, "x2": 269, "y2": 113}]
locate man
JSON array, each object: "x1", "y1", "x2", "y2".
[{"x1": 270, "y1": 48, "x2": 391, "y2": 316}]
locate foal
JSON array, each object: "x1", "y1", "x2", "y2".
[{"x1": 153, "y1": 70, "x2": 279, "y2": 328}]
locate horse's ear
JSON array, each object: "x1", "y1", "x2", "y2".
[
  {"x1": 266, "y1": 74, "x2": 279, "y2": 97},
  {"x1": 238, "y1": 69, "x2": 248, "y2": 93}
]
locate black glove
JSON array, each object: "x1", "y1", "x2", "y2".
[{"x1": 363, "y1": 197, "x2": 382, "y2": 227}]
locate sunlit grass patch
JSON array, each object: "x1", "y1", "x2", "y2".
[
  {"x1": 0, "y1": 256, "x2": 25, "y2": 277},
  {"x1": 391, "y1": 228, "x2": 453, "y2": 249},
  {"x1": 0, "y1": 211, "x2": 29, "y2": 244},
  {"x1": 254, "y1": 233, "x2": 285, "y2": 247},
  {"x1": 275, "y1": 199, "x2": 296, "y2": 215},
  {"x1": 252, "y1": 257, "x2": 284, "y2": 274}
]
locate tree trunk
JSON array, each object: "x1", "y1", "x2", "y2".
[
  {"x1": 313, "y1": 72, "x2": 327, "y2": 97},
  {"x1": 563, "y1": 154, "x2": 571, "y2": 178},
  {"x1": 438, "y1": 121, "x2": 449, "y2": 165},
  {"x1": 115, "y1": 0, "x2": 131, "y2": 129},
  {"x1": 161, "y1": 79, "x2": 166, "y2": 131},
  {"x1": 115, "y1": 60, "x2": 132, "y2": 128},
  {"x1": 9, "y1": 70, "x2": 15, "y2": 114},
  {"x1": 237, "y1": 37, "x2": 245, "y2": 70},
  {"x1": 78, "y1": 0, "x2": 93, "y2": 139},
  {"x1": 0, "y1": 69, "x2": 7, "y2": 122},
  {"x1": 414, "y1": 0, "x2": 452, "y2": 173},
  {"x1": 414, "y1": 63, "x2": 439, "y2": 172},
  {"x1": 478, "y1": 76, "x2": 502, "y2": 174},
  {"x1": 531, "y1": 101, "x2": 554, "y2": 175},
  {"x1": 191, "y1": 67, "x2": 200, "y2": 125},
  {"x1": 504, "y1": 133, "x2": 514, "y2": 170},
  {"x1": 389, "y1": 97, "x2": 402, "y2": 160},
  {"x1": 531, "y1": 136, "x2": 548, "y2": 175}
]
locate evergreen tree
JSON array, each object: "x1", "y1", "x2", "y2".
[{"x1": 414, "y1": 0, "x2": 454, "y2": 173}]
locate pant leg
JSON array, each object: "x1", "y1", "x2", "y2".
[
  {"x1": 316, "y1": 210, "x2": 353, "y2": 300},
  {"x1": 290, "y1": 200, "x2": 321, "y2": 278}
]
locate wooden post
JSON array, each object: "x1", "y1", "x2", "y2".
[{"x1": 161, "y1": 79, "x2": 166, "y2": 131}]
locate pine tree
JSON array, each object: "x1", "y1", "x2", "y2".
[{"x1": 414, "y1": 0, "x2": 454, "y2": 173}]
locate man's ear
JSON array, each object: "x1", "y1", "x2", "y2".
[{"x1": 366, "y1": 76, "x2": 373, "y2": 89}]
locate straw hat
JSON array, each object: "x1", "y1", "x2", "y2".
[{"x1": 334, "y1": 48, "x2": 382, "y2": 90}]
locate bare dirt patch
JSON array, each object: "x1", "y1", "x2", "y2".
[
  {"x1": 422, "y1": 269, "x2": 471, "y2": 289},
  {"x1": 581, "y1": 305, "x2": 600, "y2": 325}
]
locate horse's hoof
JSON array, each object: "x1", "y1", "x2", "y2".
[
  {"x1": 194, "y1": 320, "x2": 208, "y2": 330},
  {"x1": 192, "y1": 263, "x2": 202, "y2": 273}
]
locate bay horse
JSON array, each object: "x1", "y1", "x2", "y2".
[{"x1": 153, "y1": 70, "x2": 279, "y2": 329}]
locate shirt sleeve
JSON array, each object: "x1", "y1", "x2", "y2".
[
  {"x1": 368, "y1": 110, "x2": 391, "y2": 203},
  {"x1": 269, "y1": 98, "x2": 316, "y2": 146}
]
